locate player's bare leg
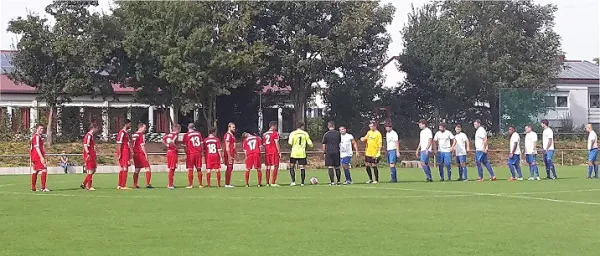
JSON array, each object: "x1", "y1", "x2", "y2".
[
  {"x1": 145, "y1": 167, "x2": 154, "y2": 188},
  {"x1": 133, "y1": 169, "x2": 141, "y2": 188},
  {"x1": 244, "y1": 169, "x2": 250, "y2": 187}
]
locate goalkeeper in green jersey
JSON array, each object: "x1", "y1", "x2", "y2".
[{"x1": 288, "y1": 121, "x2": 313, "y2": 186}]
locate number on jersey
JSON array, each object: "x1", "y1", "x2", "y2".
[
  {"x1": 264, "y1": 134, "x2": 270, "y2": 145},
  {"x1": 248, "y1": 140, "x2": 256, "y2": 150},
  {"x1": 208, "y1": 144, "x2": 217, "y2": 153},
  {"x1": 191, "y1": 136, "x2": 202, "y2": 147}
]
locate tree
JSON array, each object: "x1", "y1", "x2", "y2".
[
  {"x1": 594, "y1": 57, "x2": 599, "y2": 65},
  {"x1": 323, "y1": 2, "x2": 395, "y2": 132},
  {"x1": 114, "y1": 1, "x2": 265, "y2": 131},
  {"x1": 395, "y1": 1, "x2": 562, "y2": 132},
  {"x1": 7, "y1": 0, "x2": 122, "y2": 144}
]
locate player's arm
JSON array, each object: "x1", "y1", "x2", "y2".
[
  {"x1": 376, "y1": 133, "x2": 382, "y2": 156},
  {"x1": 511, "y1": 140, "x2": 518, "y2": 156},
  {"x1": 116, "y1": 132, "x2": 123, "y2": 159},
  {"x1": 275, "y1": 137, "x2": 281, "y2": 157},
  {"x1": 352, "y1": 138, "x2": 360, "y2": 157},
  {"x1": 426, "y1": 138, "x2": 433, "y2": 154},
  {"x1": 451, "y1": 138, "x2": 457, "y2": 153},
  {"x1": 288, "y1": 133, "x2": 294, "y2": 146},
  {"x1": 306, "y1": 133, "x2": 313, "y2": 147},
  {"x1": 483, "y1": 135, "x2": 488, "y2": 153},
  {"x1": 33, "y1": 136, "x2": 45, "y2": 163},
  {"x1": 431, "y1": 136, "x2": 437, "y2": 153},
  {"x1": 466, "y1": 137, "x2": 471, "y2": 153},
  {"x1": 83, "y1": 135, "x2": 90, "y2": 160},
  {"x1": 224, "y1": 136, "x2": 231, "y2": 156},
  {"x1": 141, "y1": 137, "x2": 148, "y2": 159},
  {"x1": 395, "y1": 136, "x2": 400, "y2": 157},
  {"x1": 546, "y1": 135, "x2": 553, "y2": 152}
]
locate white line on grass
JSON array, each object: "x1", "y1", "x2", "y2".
[
  {"x1": 0, "y1": 184, "x2": 15, "y2": 187},
  {"x1": 0, "y1": 190, "x2": 473, "y2": 200},
  {"x1": 348, "y1": 186, "x2": 600, "y2": 206}
]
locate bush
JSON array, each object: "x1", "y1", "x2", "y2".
[{"x1": 305, "y1": 118, "x2": 325, "y2": 141}]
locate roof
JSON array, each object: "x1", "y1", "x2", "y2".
[
  {"x1": 0, "y1": 75, "x2": 136, "y2": 94},
  {"x1": 558, "y1": 60, "x2": 599, "y2": 80}
]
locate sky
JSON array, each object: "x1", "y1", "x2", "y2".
[{"x1": 1, "y1": 0, "x2": 598, "y2": 88}]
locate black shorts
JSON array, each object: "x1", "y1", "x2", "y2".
[
  {"x1": 324, "y1": 152, "x2": 341, "y2": 167},
  {"x1": 290, "y1": 157, "x2": 308, "y2": 166},
  {"x1": 365, "y1": 156, "x2": 379, "y2": 164}
]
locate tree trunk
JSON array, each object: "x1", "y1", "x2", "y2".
[
  {"x1": 490, "y1": 95, "x2": 500, "y2": 133},
  {"x1": 201, "y1": 91, "x2": 217, "y2": 133},
  {"x1": 46, "y1": 106, "x2": 54, "y2": 146},
  {"x1": 292, "y1": 90, "x2": 306, "y2": 124}
]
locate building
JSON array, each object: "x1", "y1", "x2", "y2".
[{"x1": 540, "y1": 58, "x2": 600, "y2": 129}]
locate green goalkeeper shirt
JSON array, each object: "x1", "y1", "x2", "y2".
[{"x1": 288, "y1": 129, "x2": 313, "y2": 158}]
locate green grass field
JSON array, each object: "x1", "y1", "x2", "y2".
[{"x1": 1, "y1": 166, "x2": 599, "y2": 256}]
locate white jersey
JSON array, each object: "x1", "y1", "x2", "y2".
[
  {"x1": 542, "y1": 127, "x2": 554, "y2": 150},
  {"x1": 419, "y1": 127, "x2": 433, "y2": 152},
  {"x1": 588, "y1": 130, "x2": 598, "y2": 150},
  {"x1": 474, "y1": 127, "x2": 488, "y2": 151},
  {"x1": 524, "y1": 131, "x2": 538, "y2": 154},
  {"x1": 434, "y1": 130, "x2": 454, "y2": 152},
  {"x1": 340, "y1": 133, "x2": 354, "y2": 158},
  {"x1": 454, "y1": 132, "x2": 468, "y2": 156},
  {"x1": 509, "y1": 132, "x2": 521, "y2": 155},
  {"x1": 386, "y1": 130, "x2": 399, "y2": 151}
]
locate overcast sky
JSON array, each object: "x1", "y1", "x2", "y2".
[{"x1": 1, "y1": 0, "x2": 598, "y2": 88}]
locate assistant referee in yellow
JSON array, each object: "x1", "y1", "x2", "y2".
[{"x1": 361, "y1": 121, "x2": 382, "y2": 183}]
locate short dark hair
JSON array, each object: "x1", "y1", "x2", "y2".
[
  {"x1": 525, "y1": 124, "x2": 532, "y2": 129},
  {"x1": 541, "y1": 119, "x2": 549, "y2": 126},
  {"x1": 89, "y1": 124, "x2": 97, "y2": 130},
  {"x1": 296, "y1": 121, "x2": 305, "y2": 129},
  {"x1": 124, "y1": 119, "x2": 131, "y2": 125},
  {"x1": 209, "y1": 127, "x2": 217, "y2": 134},
  {"x1": 418, "y1": 119, "x2": 427, "y2": 125},
  {"x1": 269, "y1": 121, "x2": 277, "y2": 128},
  {"x1": 173, "y1": 124, "x2": 181, "y2": 130},
  {"x1": 474, "y1": 119, "x2": 481, "y2": 124},
  {"x1": 137, "y1": 123, "x2": 146, "y2": 129},
  {"x1": 36, "y1": 123, "x2": 44, "y2": 128},
  {"x1": 455, "y1": 124, "x2": 462, "y2": 128},
  {"x1": 385, "y1": 122, "x2": 392, "y2": 128},
  {"x1": 327, "y1": 121, "x2": 335, "y2": 128},
  {"x1": 439, "y1": 122, "x2": 446, "y2": 128},
  {"x1": 188, "y1": 123, "x2": 195, "y2": 130},
  {"x1": 508, "y1": 125, "x2": 515, "y2": 129}
]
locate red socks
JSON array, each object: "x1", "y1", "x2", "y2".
[
  {"x1": 40, "y1": 172, "x2": 47, "y2": 189},
  {"x1": 145, "y1": 172, "x2": 152, "y2": 186},
  {"x1": 216, "y1": 171, "x2": 222, "y2": 187},
  {"x1": 82, "y1": 174, "x2": 92, "y2": 188},
  {"x1": 168, "y1": 169, "x2": 175, "y2": 187},
  {"x1": 187, "y1": 170, "x2": 194, "y2": 186},
  {"x1": 133, "y1": 172, "x2": 139, "y2": 187},
  {"x1": 244, "y1": 170, "x2": 250, "y2": 185},
  {"x1": 118, "y1": 171, "x2": 122, "y2": 187},
  {"x1": 31, "y1": 172, "x2": 38, "y2": 190},
  {"x1": 121, "y1": 171, "x2": 128, "y2": 187},
  {"x1": 265, "y1": 168, "x2": 271, "y2": 185},
  {"x1": 197, "y1": 171, "x2": 203, "y2": 186},
  {"x1": 225, "y1": 165, "x2": 233, "y2": 185},
  {"x1": 257, "y1": 170, "x2": 262, "y2": 185},
  {"x1": 272, "y1": 167, "x2": 279, "y2": 184},
  {"x1": 206, "y1": 172, "x2": 211, "y2": 187}
]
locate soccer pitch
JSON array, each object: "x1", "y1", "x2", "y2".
[{"x1": 1, "y1": 166, "x2": 598, "y2": 256}]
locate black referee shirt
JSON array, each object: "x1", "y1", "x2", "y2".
[{"x1": 322, "y1": 130, "x2": 341, "y2": 153}]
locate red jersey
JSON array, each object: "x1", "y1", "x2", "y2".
[
  {"x1": 183, "y1": 131, "x2": 203, "y2": 155},
  {"x1": 116, "y1": 129, "x2": 130, "y2": 156},
  {"x1": 132, "y1": 131, "x2": 145, "y2": 154},
  {"x1": 224, "y1": 131, "x2": 236, "y2": 156},
  {"x1": 263, "y1": 130, "x2": 279, "y2": 155},
  {"x1": 204, "y1": 136, "x2": 221, "y2": 157},
  {"x1": 243, "y1": 135, "x2": 262, "y2": 156},
  {"x1": 162, "y1": 133, "x2": 178, "y2": 152},
  {"x1": 30, "y1": 133, "x2": 45, "y2": 161},
  {"x1": 83, "y1": 132, "x2": 96, "y2": 158}
]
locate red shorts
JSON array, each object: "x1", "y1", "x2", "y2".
[
  {"x1": 245, "y1": 154, "x2": 261, "y2": 169},
  {"x1": 166, "y1": 151, "x2": 178, "y2": 169},
  {"x1": 119, "y1": 154, "x2": 130, "y2": 168},
  {"x1": 32, "y1": 159, "x2": 46, "y2": 171},
  {"x1": 224, "y1": 152, "x2": 235, "y2": 166},
  {"x1": 133, "y1": 153, "x2": 150, "y2": 169},
  {"x1": 85, "y1": 156, "x2": 97, "y2": 170},
  {"x1": 186, "y1": 153, "x2": 202, "y2": 170},
  {"x1": 205, "y1": 155, "x2": 221, "y2": 170},
  {"x1": 265, "y1": 153, "x2": 280, "y2": 166}
]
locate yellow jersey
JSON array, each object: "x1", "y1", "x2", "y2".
[
  {"x1": 288, "y1": 129, "x2": 313, "y2": 158},
  {"x1": 364, "y1": 130, "x2": 382, "y2": 157}
]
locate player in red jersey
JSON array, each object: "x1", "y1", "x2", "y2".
[
  {"x1": 162, "y1": 124, "x2": 181, "y2": 189},
  {"x1": 204, "y1": 127, "x2": 223, "y2": 187},
  {"x1": 183, "y1": 123, "x2": 203, "y2": 188},
  {"x1": 223, "y1": 122, "x2": 236, "y2": 188},
  {"x1": 30, "y1": 124, "x2": 50, "y2": 192},
  {"x1": 263, "y1": 121, "x2": 281, "y2": 186},
  {"x1": 243, "y1": 132, "x2": 263, "y2": 187},
  {"x1": 80, "y1": 124, "x2": 99, "y2": 191},
  {"x1": 132, "y1": 123, "x2": 153, "y2": 188},
  {"x1": 116, "y1": 119, "x2": 133, "y2": 190}
]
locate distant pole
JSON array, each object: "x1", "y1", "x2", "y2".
[{"x1": 258, "y1": 93, "x2": 263, "y2": 134}]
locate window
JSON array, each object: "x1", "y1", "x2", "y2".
[
  {"x1": 590, "y1": 95, "x2": 600, "y2": 108},
  {"x1": 556, "y1": 96, "x2": 568, "y2": 108}
]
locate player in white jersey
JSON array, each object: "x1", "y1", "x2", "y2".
[
  {"x1": 433, "y1": 123, "x2": 454, "y2": 181},
  {"x1": 416, "y1": 119, "x2": 433, "y2": 182},
  {"x1": 507, "y1": 126, "x2": 523, "y2": 181},
  {"x1": 540, "y1": 119, "x2": 557, "y2": 179},
  {"x1": 585, "y1": 124, "x2": 598, "y2": 179},
  {"x1": 452, "y1": 124, "x2": 469, "y2": 181},
  {"x1": 339, "y1": 126, "x2": 359, "y2": 184},
  {"x1": 385, "y1": 123, "x2": 400, "y2": 182},
  {"x1": 524, "y1": 124, "x2": 540, "y2": 180},
  {"x1": 473, "y1": 119, "x2": 496, "y2": 181}
]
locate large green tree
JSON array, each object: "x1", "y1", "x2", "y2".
[
  {"x1": 114, "y1": 1, "x2": 265, "y2": 131},
  {"x1": 7, "y1": 0, "x2": 122, "y2": 144},
  {"x1": 393, "y1": 0, "x2": 562, "y2": 132},
  {"x1": 323, "y1": 2, "x2": 395, "y2": 132}
]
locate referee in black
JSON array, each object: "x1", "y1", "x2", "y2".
[{"x1": 322, "y1": 121, "x2": 342, "y2": 185}]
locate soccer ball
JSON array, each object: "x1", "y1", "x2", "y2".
[{"x1": 310, "y1": 177, "x2": 319, "y2": 185}]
